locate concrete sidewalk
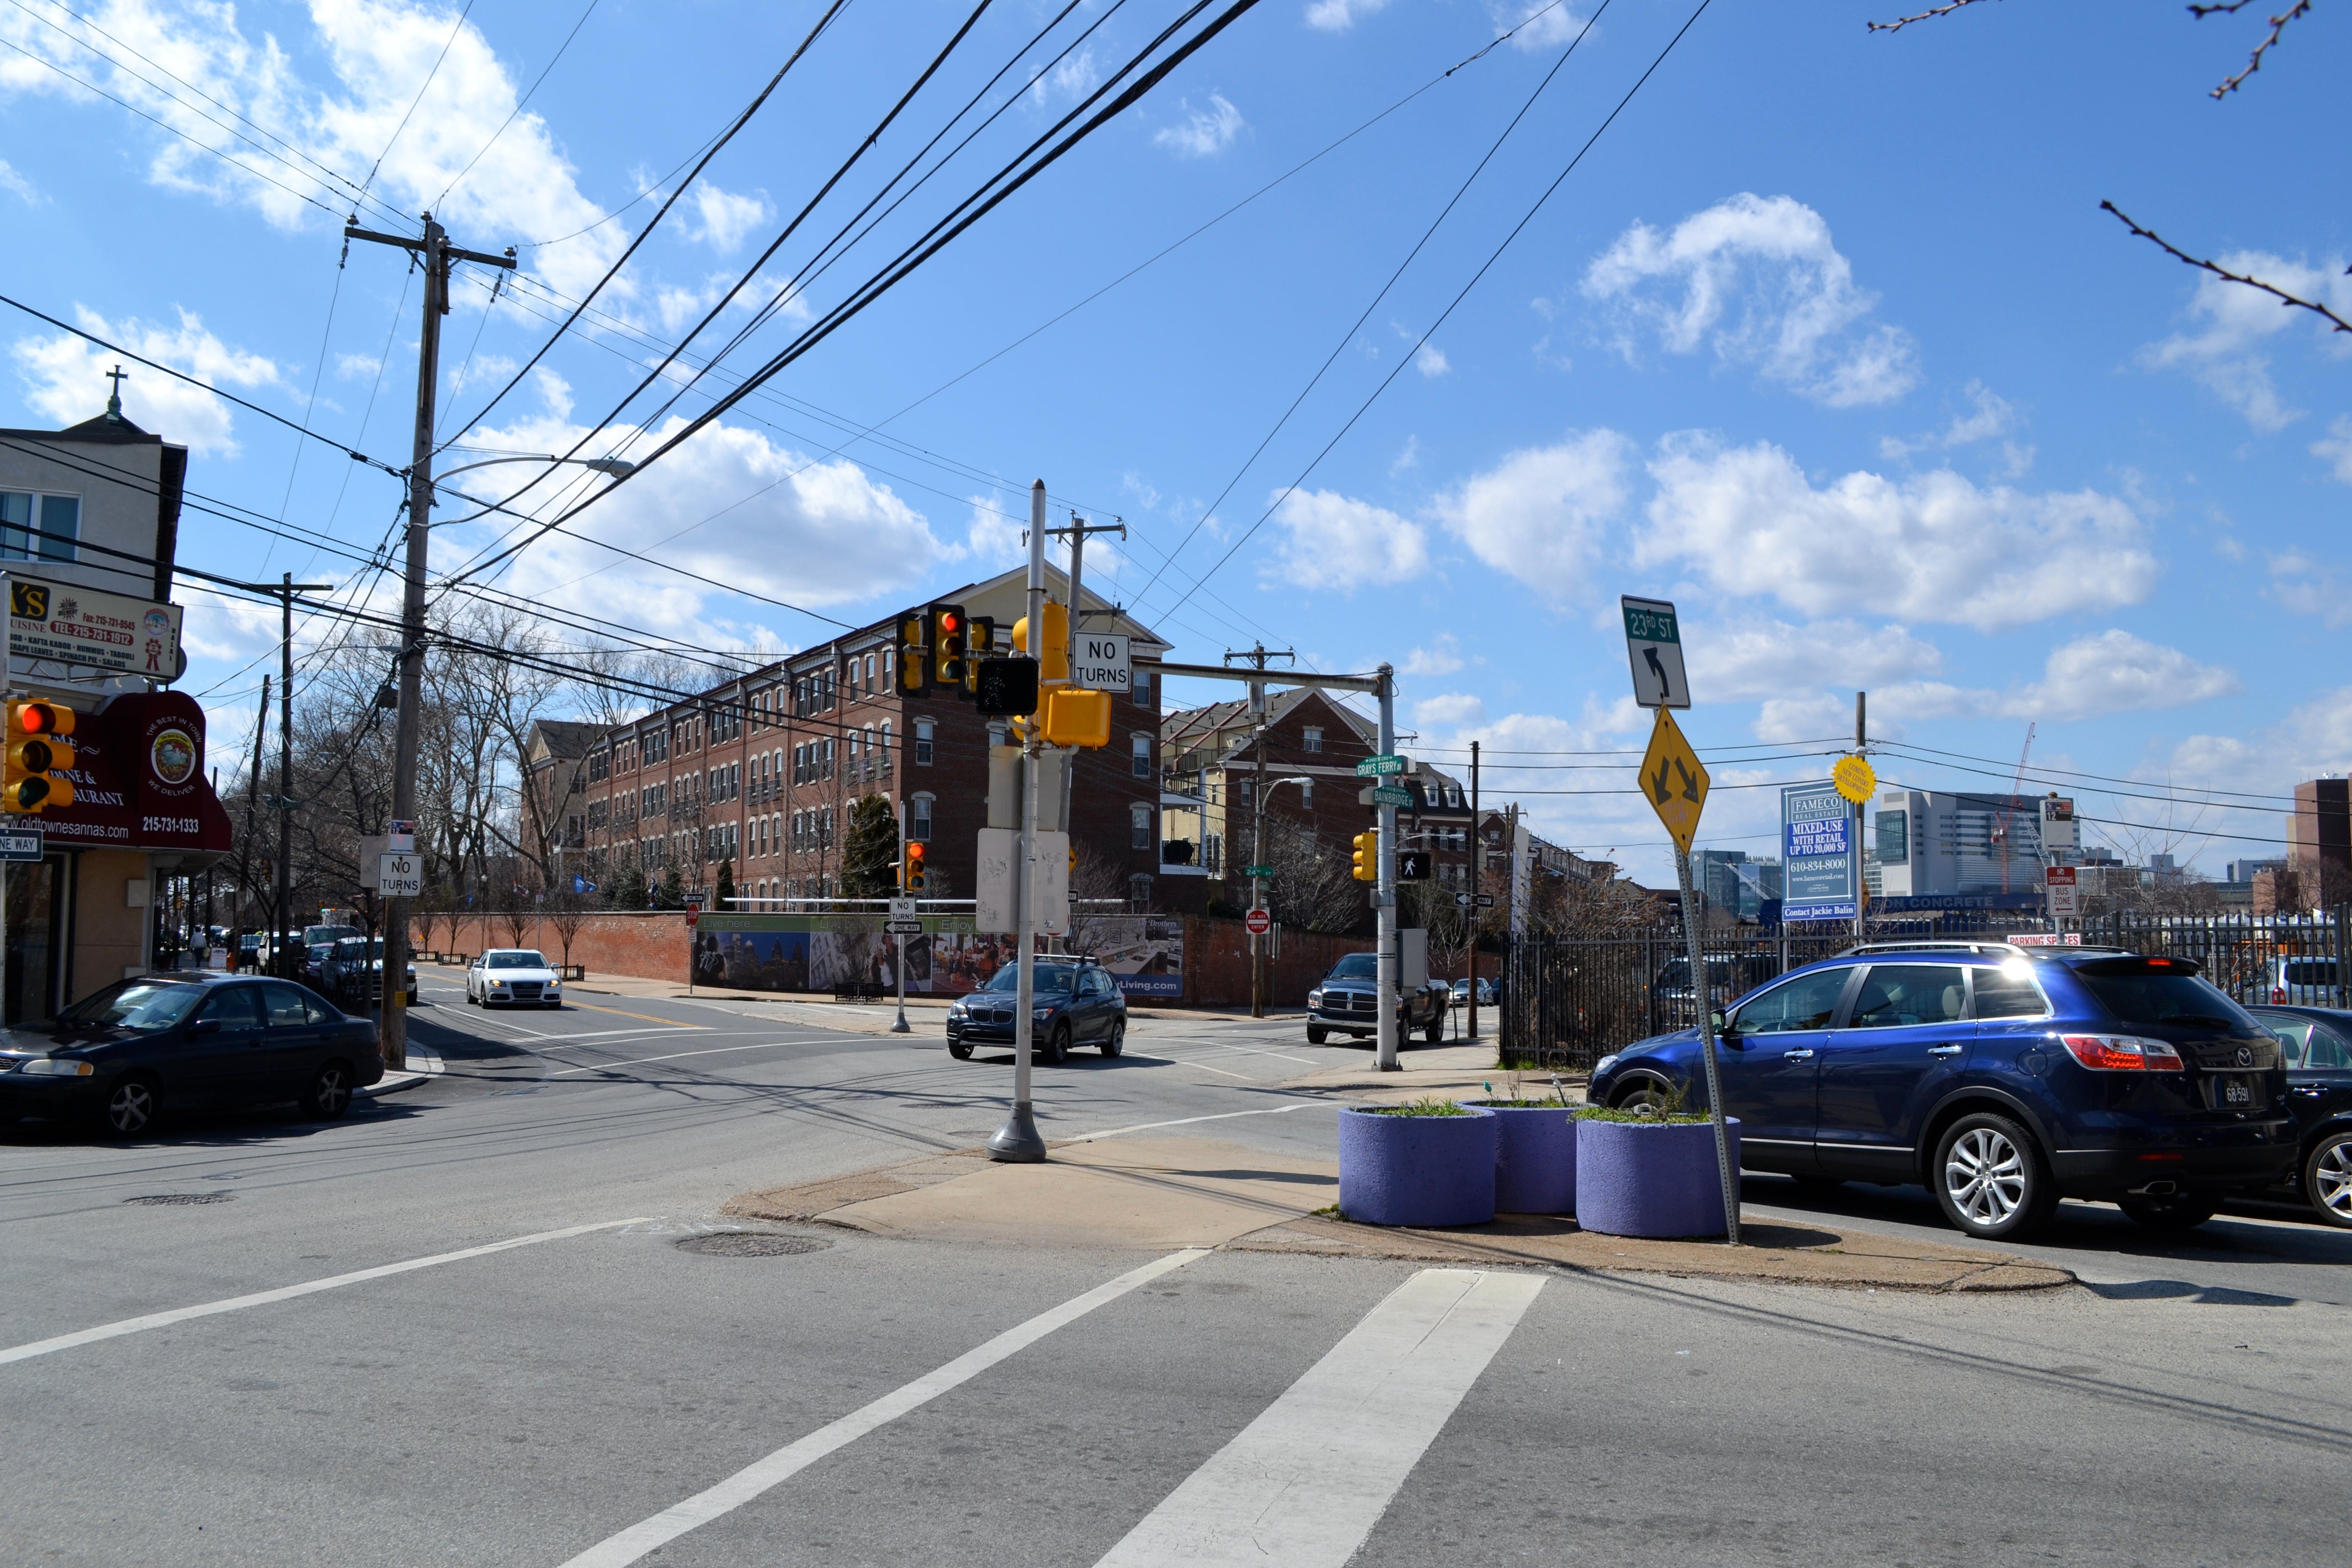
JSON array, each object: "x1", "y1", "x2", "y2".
[{"x1": 724, "y1": 1136, "x2": 2071, "y2": 1293}]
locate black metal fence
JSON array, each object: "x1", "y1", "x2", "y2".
[{"x1": 1498, "y1": 906, "x2": 2351, "y2": 1074}]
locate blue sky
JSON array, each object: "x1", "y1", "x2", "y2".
[{"x1": 3, "y1": 0, "x2": 2345, "y2": 881}]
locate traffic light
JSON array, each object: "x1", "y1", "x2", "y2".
[
  {"x1": 901, "y1": 840, "x2": 927, "y2": 893},
  {"x1": 1010, "y1": 601, "x2": 1069, "y2": 685},
  {"x1": 960, "y1": 616, "x2": 996, "y2": 695},
  {"x1": 973, "y1": 657, "x2": 1040, "y2": 719},
  {"x1": 897, "y1": 611, "x2": 930, "y2": 695},
  {"x1": 1397, "y1": 849, "x2": 1430, "y2": 881},
  {"x1": 4, "y1": 700, "x2": 75, "y2": 813},
  {"x1": 1351, "y1": 830, "x2": 1378, "y2": 883},
  {"x1": 929, "y1": 603, "x2": 968, "y2": 690}
]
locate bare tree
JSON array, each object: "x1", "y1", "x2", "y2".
[
  {"x1": 1260, "y1": 816, "x2": 1369, "y2": 936},
  {"x1": 546, "y1": 886, "x2": 592, "y2": 974}
]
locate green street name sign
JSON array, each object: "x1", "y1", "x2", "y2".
[
  {"x1": 1356, "y1": 754, "x2": 1406, "y2": 776},
  {"x1": 1243, "y1": 864, "x2": 1276, "y2": 878},
  {"x1": 1370, "y1": 785, "x2": 1413, "y2": 806}
]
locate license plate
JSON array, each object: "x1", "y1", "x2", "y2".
[{"x1": 2217, "y1": 1075, "x2": 2252, "y2": 1107}]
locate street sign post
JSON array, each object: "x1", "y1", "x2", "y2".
[
  {"x1": 1781, "y1": 781, "x2": 1859, "y2": 921},
  {"x1": 1356, "y1": 754, "x2": 1406, "y2": 777},
  {"x1": 0, "y1": 826, "x2": 41, "y2": 862},
  {"x1": 1621, "y1": 596, "x2": 1690, "y2": 709},
  {"x1": 885, "y1": 920, "x2": 924, "y2": 936},
  {"x1": 378, "y1": 852, "x2": 422, "y2": 898},
  {"x1": 1639, "y1": 708, "x2": 1710, "y2": 854},
  {"x1": 1069, "y1": 631, "x2": 1131, "y2": 693},
  {"x1": 1245, "y1": 908, "x2": 1271, "y2": 936},
  {"x1": 2045, "y1": 864, "x2": 2079, "y2": 919},
  {"x1": 1241, "y1": 863, "x2": 1275, "y2": 879},
  {"x1": 1454, "y1": 891, "x2": 1473, "y2": 909},
  {"x1": 1370, "y1": 785, "x2": 1412, "y2": 806},
  {"x1": 888, "y1": 895, "x2": 917, "y2": 921}
]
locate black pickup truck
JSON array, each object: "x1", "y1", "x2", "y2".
[{"x1": 1305, "y1": 951, "x2": 1450, "y2": 1046}]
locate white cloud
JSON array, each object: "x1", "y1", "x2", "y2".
[
  {"x1": 12, "y1": 306, "x2": 280, "y2": 455},
  {"x1": 2313, "y1": 415, "x2": 2352, "y2": 483},
  {"x1": 448, "y1": 352, "x2": 516, "y2": 396},
  {"x1": 2005, "y1": 631, "x2": 2238, "y2": 721},
  {"x1": 1402, "y1": 633, "x2": 1465, "y2": 676},
  {"x1": 690, "y1": 183, "x2": 769, "y2": 254},
  {"x1": 960, "y1": 495, "x2": 1027, "y2": 569},
  {"x1": 1641, "y1": 434, "x2": 2157, "y2": 631},
  {"x1": 2267, "y1": 549, "x2": 2352, "y2": 628},
  {"x1": 1582, "y1": 193, "x2": 1920, "y2": 407},
  {"x1": 1435, "y1": 428, "x2": 1632, "y2": 595},
  {"x1": 1685, "y1": 618, "x2": 1944, "y2": 703},
  {"x1": 1413, "y1": 342, "x2": 1450, "y2": 378},
  {"x1": 1879, "y1": 380, "x2": 2030, "y2": 475},
  {"x1": 2139, "y1": 250, "x2": 2352, "y2": 432},
  {"x1": 1031, "y1": 45, "x2": 1101, "y2": 104},
  {"x1": 0, "y1": 158, "x2": 37, "y2": 203},
  {"x1": 335, "y1": 351, "x2": 382, "y2": 380},
  {"x1": 1262, "y1": 488, "x2": 1427, "y2": 591},
  {"x1": 1153, "y1": 94, "x2": 1244, "y2": 158},
  {"x1": 1305, "y1": 0, "x2": 1392, "y2": 31},
  {"x1": 1413, "y1": 693, "x2": 1485, "y2": 727},
  {"x1": 457, "y1": 410, "x2": 949, "y2": 631},
  {"x1": 1489, "y1": 0, "x2": 1586, "y2": 50}
]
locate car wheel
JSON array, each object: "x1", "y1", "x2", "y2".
[
  {"x1": 2301, "y1": 1131, "x2": 2352, "y2": 1229},
  {"x1": 103, "y1": 1076, "x2": 159, "y2": 1138},
  {"x1": 948, "y1": 1039, "x2": 973, "y2": 1061},
  {"x1": 1044, "y1": 1024, "x2": 1071, "y2": 1065},
  {"x1": 1101, "y1": 1019, "x2": 1124, "y2": 1058},
  {"x1": 2117, "y1": 1192, "x2": 2221, "y2": 1231},
  {"x1": 1609, "y1": 1075, "x2": 1676, "y2": 1113},
  {"x1": 1422, "y1": 1014, "x2": 1444, "y2": 1045},
  {"x1": 1307, "y1": 1025, "x2": 1328, "y2": 1045},
  {"x1": 1932, "y1": 1113, "x2": 2057, "y2": 1241},
  {"x1": 301, "y1": 1061, "x2": 353, "y2": 1122}
]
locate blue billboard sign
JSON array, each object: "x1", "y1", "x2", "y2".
[{"x1": 1781, "y1": 781, "x2": 1858, "y2": 921}]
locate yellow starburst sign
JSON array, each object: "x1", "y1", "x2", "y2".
[
  {"x1": 1832, "y1": 753, "x2": 1876, "y2": 804},
  {"x1": 1640, "y1": 707, "x2": 1710, "y2": 854}
]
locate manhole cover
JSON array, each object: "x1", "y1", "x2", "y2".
[
  {"x1": 123, "y1": 1193, "x2": 235, "y2": 1207},
  {"x1": 673, "y1": 1232, "x2": 829, "y2": 1257}
]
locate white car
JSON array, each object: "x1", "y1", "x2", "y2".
[{"x1": 467, "y1": 948, "x2": 564, "y2": 1009}]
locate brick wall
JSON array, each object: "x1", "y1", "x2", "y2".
[
  {"x1": 1180, "y1": 916, "x2": 1369, "y2": 1009},
  {"x1": 414, "y1": 910, "x2": 691, "y2": 981}
]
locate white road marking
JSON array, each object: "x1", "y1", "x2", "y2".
[
  {"x1": 0, "y1": 1218, "x2": 651, "y2": 1368},
  {"x1": 1058, "y1": 1101, "x2": 1330, "y2": 1142},
  {"x1": 1157, "y1": 1036, "x2": 1320, "y2": 1067},
  {"x1": 1092, "y1": 1268, "x2": 1544, "y2": 1568},
  {"x1": 558, "y1": 1248, "x2": 1209, "y2": 1568},
  {"x1": 548, "y1": 1038, "x2": 833, "y2": 1076},
  {"x1": 1174, "y1": 1059, "x2": 1262, "y2": 1082}
]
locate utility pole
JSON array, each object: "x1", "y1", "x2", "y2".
[
  {"x1": 1223, "y1": 642, "x2": 1293, "y2": 1018},
  {"x1": 1467, "y1": 739, "x2": 1481, "y2": 1042},
  {"x1": 276, "y1": 574, "x2": 293, "y2": 974},
  {"x1": 1854, "y1": 691, "x2": 1868, "y2": 943},
  {"x1": 1375, "y1": 663, "x2": 1400, "y2": 1071},
  {"x1": 346, "y1": 212, "x2": 515, "y2": 1071},
  {"x1": 987, "y1": 479, "x2": 1051, "y2": 1163}
]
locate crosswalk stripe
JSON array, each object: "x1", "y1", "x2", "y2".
[{"x1": 1092, "y1": 1268, "x2": 1544, "y2": 1568}]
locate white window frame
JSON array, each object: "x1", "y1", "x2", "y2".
[
  {"x1": 1302, "y1": 726, "x2": 1322, "y2": 754},
  {"x1": 910, "y1": 792, "x2": 934, "y2": 842},
  {"x1": 915, "y1": 719, "x2": 935, "y2": 766},
  {"x1": 0, "y1": 489, "x2": 80, "y2": 562}
]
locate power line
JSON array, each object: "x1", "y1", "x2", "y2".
[
  {"x1": 357, "y1": 0, "x2": 479, "y2": 200},
  {"x1": 434, "y1": 0, "x2": 603, "y2": 209}
]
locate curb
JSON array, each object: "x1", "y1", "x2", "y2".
[{"x1": 359, "y1": 1048, "x2": 444, "y2": 1099}]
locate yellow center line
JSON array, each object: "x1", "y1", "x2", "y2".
[{"x1": 565, "y1": 1001, "x2": 707, "y2": 1028}]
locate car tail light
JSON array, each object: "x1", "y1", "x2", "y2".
[
  {"x1": 2272, "y1": 986, "x2": 2286, "y2": 1002},
  {"x1": 2059, "y1": 1033, "x2": 2186, "y2": 1071}
]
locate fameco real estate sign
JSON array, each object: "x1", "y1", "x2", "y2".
[
  {"x1": 8, "y1": 576, "x2": 184, "y2": 680},
  {"x1": 1781, "y1": 780, "x2": 1859, "y2": 921}
]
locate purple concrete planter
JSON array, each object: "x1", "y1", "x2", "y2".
[
  {"x1": 1462, "y1": 1101, "x2": 1578, "y2": 1216},
  {"x1": 1574, "y1": 1116, "x2": 1743, "y2": 1239},
  {"x1": 1337, "y1": 1105, "x2": 1498, "y2": 1227}
]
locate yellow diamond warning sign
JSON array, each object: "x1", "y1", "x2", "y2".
[{"x1": 1640, "y1": 707, "x2": 1710, "y2": 854}]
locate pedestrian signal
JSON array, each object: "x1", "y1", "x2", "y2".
[
  {"x1": 1351, "y1": 830, "x2": 1377, "y2": 883},
  {"x1": 3, "y1": 700, "x2": 75, "y2": 813}
]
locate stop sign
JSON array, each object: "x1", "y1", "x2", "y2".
[{"x1": 1245, "y1": 908, "x2": 1270, "y2": 936}]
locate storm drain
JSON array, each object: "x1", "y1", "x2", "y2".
[
  {"x1": 123, "y1": 1193, "x2": 235, "y2": 1207},
  {"x1": 673, "y1": 1232, "x2": 829, "y2": 1258}
]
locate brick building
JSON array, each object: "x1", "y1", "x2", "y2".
[{"x1": 522, "y1": 567, "x2": 1187, "y2": 911}]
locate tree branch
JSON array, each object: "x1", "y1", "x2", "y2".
[
  {"x1": 2189, "y1": 0, "x2": 2312, "y2": 98},
  {"x1": 1866, "y1": 0, "x2": 2000, "y2": 34},
  {"x1": 2101, "y1": 200, "x2": 2352, "y2": 334}
]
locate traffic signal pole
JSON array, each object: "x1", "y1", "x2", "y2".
[
  {"x1": 986, "y1": 479, "x2": 1050, "y2": 1163},
  {"x1": 1375, "y1": 663, "x2": 1400, "y2": 1072}
]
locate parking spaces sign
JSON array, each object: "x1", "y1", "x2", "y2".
[{"x1": 1781, "y1": 781, "x2": 1857, "y2": 921}]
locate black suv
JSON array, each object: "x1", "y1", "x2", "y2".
[
  {"x1": 1307, "y1": 952, "x2": 1449, "y2": 1046},
  {"x1": 945, "y1": 961, "x2": 1128, "y2": 1063}
]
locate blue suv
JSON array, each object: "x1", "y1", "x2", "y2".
[{"x1": 1588, "y1": 942, "x2": 2295, "y2": 1241}]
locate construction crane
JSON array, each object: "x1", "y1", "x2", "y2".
[{"x1": 1988, "y1": 723, "x2": 2037, "y2": 893}]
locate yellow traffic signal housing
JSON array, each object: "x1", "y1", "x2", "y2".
[
  {"x1": 1040, "y1": 687, "x2": 1111, "y2": 749},
  {"x1": 1351, "y1": 830, "x2": 1377, "y2": 883},
  {"x1": 1010, "y1": 601, "x2": 1069, "y2": 685},
  {"x1": 902, "y1": 840, "x2": 927, "y2": 893},
  {"x1": 961, "y1": 615, "x2": 996, "y2": 695},
  {"x1": 4, "y1": 700, "x2": 75, "y2": 813},
  {"x1": 897, "y1": 612, "x2": 930, "y2": 695},
  {"x1": 929, "y1": 603, "x2": 968, "y2": 689}
]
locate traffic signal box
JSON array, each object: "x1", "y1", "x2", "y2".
[
  {"x1": 928, "y1": 603, "x2": 967, "y2": 689},
  {"x1": 897, "y1": 611, "x2": 930, "y2": 695},
  {"x1": 1352, "y1": 830, "x2": 1378, "y2": 883},
  {"x1": 1009, "y1": 602, "x2": 1069, "y2": 685},
  {"x1": 960, "y1": 616, "x2": 995, "y2": 695},
  {"x1": 901, "y1": 840, "x2": 927, "y2": 893},
  {"x1": 3, "y1": 700, "x2": 75, "y2": 813}
]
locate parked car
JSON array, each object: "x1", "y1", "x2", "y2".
[
  {"x1": 465, "y1": 949, "x2": 565, "y2": 1009},
  {"x1": 1306, "y1": 952, "x2": 1449, "y2": 1046},
  {"x1": 2247, "y1": 1006, "x2": 2352, "y2": 1228},
  {"x1": 302, "y1": 942, "x2": 338, "y2": 985},
  {"x1": 0, "y1": 973, "x2": 382, "y2": 1136},
  {"x1": 2240, "y1": 958, "x2": 2343, "y2": 1008},
  {"x1": 321, "y1": 937, "x2": 419, "y2": 1010},
  {"x1": 944, "y1": 961, "x2": 1126, "y2": 1063},
  {"x1": 1450, "y1": 977, "x2": 1497, "y2": 1008},
  {"x1": 1589, "y1": 941, "x2": 2294, "y2": 1241}
]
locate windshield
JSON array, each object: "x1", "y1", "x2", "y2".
[
  {"x1": 486, "y1": 951, "x2": 548, "y2": 970},
  {"x1": 305, "y1": 926, "x2": 361, "y2": 945},
  {"x1": 334, "y1": 940, "x2": 384, "y2": 960},
  {"x1": 2076, "y1": 963, "x2": 2265, "y2": 1034},
  {"x1": 1326, "y1": 954, "x2": 1377, "y2": 981},
  {"x1": 56, "y1": 980, "x2": 206, "y2": 1034},
  {"x1": 984, "y1": 965, "x2": 1076, "y2": 994}
]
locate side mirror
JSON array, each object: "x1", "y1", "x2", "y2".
[
  {"x1": 1710, "y1": 1010, "x2": 1733, "y2": 1037},
  {"x1": 186, "y1": 1018, "x2": 222, "y2": 1037}
]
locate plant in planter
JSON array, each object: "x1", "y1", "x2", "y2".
[
  {"x1": 1337, "y1": 1099, "x2": 1499, "y2": 1228},
  {"x1": 1463, "y1": 1072, "x2": 1578, "y2": 1216},
  {"x1": 1574, "y1": 1089, "x2": 1742, "y2": 1239}
]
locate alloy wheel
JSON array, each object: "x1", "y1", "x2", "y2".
[
  {"x1": 2313, "y1": 1136, "x2": 2352, "y2": 1227},
  {"x1": 107, "y1": 1080, "x2": 155, "y2": 1137},
  {"x1": 1944, "y1": 1126, "x2": 2025, "y2": 1227},
  {"x1": 310, "y1": 1065, "x2": 351, "y2": 1120}
]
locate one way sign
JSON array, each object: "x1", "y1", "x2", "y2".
[{"x1": 1639, "y1": 707, "x2": 1709, "y2": 854}]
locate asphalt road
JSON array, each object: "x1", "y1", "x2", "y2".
[{"x1": 5, "y1": 973, "x2": 2349, "y2": 1565}]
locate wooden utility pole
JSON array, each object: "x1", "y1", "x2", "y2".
[
  {"x1": 1225, "y1": 642, "x2": 1292, "y2": 1018},
  {"x1": 1467, "y1": 739, "x2": 1480, "y2": 1042},
  {"x1": 346, "y1": 213, "x2": 515, "y2": 1071}
]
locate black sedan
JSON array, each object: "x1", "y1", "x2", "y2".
[
  {"x1": 2249, "y1": 1006, "x2": 2352, "y2": 1227},
  {"x1": 0, "y1": 972, "x2": 383, "y2": 1137},
  {"x1": 944, "y1": 962, "x2": 1128, "y2": 1063}
]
